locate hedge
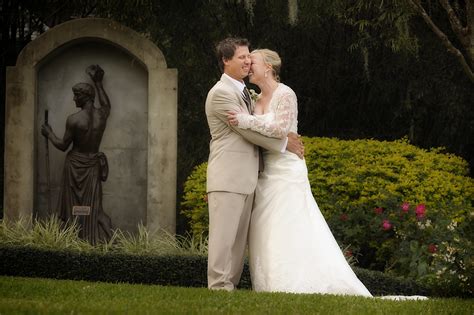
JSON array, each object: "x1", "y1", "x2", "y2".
[{"x1": 0, "y1": 245, "x2": 433, "y2": 297}]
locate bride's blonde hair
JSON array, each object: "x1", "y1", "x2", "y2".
[{"x1": 251, "y1": 49, "x2": 281, "y2": 82}]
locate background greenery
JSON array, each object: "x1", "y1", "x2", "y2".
[
  {"x1": 1, "y1": 0, "x2": 473, "y2": 297},
  {"x1": 1, "y1": 1, "x2": 473, "y2": 230}
]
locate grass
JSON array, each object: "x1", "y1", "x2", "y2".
[
  {"x1": 0, "y1": 216, "x2": 208, "y2": 256},
  {"x1": 0, "y1": 276, "x2": 472, "y2": 315}
]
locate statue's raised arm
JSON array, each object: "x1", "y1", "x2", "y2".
[{"x1": 86, "y1": 64, "x2": 111, "y2": 118}]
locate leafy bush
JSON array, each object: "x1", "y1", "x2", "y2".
[
  {"x1": 0, "y1": 245, "x2": 208, "y2": 287},
  {"x1": 304, "y1": 137, "x2": 473, "y2": 296},
  {"x1": 0, "y1": 245, "x2": 430, "y2": 296},
  {"x1": 330, "y1": 198, "x2": 473, "y2": 297},
  {"x1": 303, "y1": 137, "x2": 472, "y2": 221},
  {"x1": 180, "y1": 137, "x2": 473, "y2": 296},
  {"x1": 181, "y1": 163, "x2": 208, "y2": 236}
]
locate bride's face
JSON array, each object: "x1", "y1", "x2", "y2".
[{"x1": 249, "y1": 53, "x2": 269, "y2": 85}]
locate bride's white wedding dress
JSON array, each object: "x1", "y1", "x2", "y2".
[{"x1": 237, "y1": 83, "x2": 372, "y2": 296}]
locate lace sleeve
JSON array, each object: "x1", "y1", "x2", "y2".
[{"x1": 236, "y1": 91, "x2": 297, "y2": 139}]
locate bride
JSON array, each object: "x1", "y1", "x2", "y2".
[{"x1": 227, "y1": 49, "x2": 372, "y2": 296}]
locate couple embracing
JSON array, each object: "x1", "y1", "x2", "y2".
[{"x1": 205, "y1": 37, "x2": 371, "y2": 296}]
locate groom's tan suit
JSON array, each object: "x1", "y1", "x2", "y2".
[{"x1": 205, "y1": 74, "x2": 286, "y2": 290}]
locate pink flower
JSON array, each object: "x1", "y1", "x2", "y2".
[
  {"x1": 401, "y1": 202, "x2": 410, "y2": 213},
  {"x1": 340, "y1": 213, "x2": 349, "y2": 221},
  {"x1": 415, "y1": 204, "x2": 426, "y2": 219},
  {"x1": 374, "y1": 207, "x2": 384, "y2": 215},
  {"x1": 345, "y1": 250, "x2": 353, "y2": 257},
  {"x1": 382, "y1": 219, "x2": 392, "y2": 231},
  {"x1": 428, "y1": 244, "x2": 437, "y2": 253}
]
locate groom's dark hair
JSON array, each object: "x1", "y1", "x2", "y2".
[{"x1": 216, "y1": 37, "x2": 250, "y2": 72}]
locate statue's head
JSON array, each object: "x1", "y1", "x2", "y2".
[{"x1": 72, "y1": 83, "x2": 95, "y2": 107}]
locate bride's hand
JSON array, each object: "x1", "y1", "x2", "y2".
[
  {"x1": 227, "y1": 111, "x2": 239, "y2": 126},
  {"x1": 227, "y1": 108, "x2": 246, "y2": 126}
]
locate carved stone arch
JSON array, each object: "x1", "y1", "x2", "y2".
[{"x1": 5, "y1": 18, "x2": 177, "y2": 233}]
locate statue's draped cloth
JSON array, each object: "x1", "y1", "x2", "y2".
[{"x1": 58, "y1": 151, "x2": 112, "y2": 244}]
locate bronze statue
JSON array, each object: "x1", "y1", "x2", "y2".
[{"x1": 41, "y1": 65, "x2": 112, "y2": 245}]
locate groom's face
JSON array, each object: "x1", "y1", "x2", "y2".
[{"x1": 224, "y1": 45, "x2": 251, "y2": 82}]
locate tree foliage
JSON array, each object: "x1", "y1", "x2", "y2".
[{"x1": 1, "y1": 1, "x2": 473, "y2": 230}]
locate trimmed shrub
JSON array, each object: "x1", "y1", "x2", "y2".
[
  {"x1": 180, "y1": 137, "x2": 473, "y2": 296},
  {"x1": 0, "y1": 245, "x2": 430, "y2": 296},
  {"x1": 0, "y1": 245, "x2": 207, "y2": 287},
  {"x1": 303, "y1": 137, "x2": 472, "y2": 221},
  {"x1": 181, "y1": 163, "x2": 208, "y2": 236}
]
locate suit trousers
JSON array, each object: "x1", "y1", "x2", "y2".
[{"x1": 207, "y1": 191, "x2": 254, "y2": 290}]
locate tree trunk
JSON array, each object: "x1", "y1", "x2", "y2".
[{"x1": 408, "y1": 0, "x2": 474, "y2": 83}]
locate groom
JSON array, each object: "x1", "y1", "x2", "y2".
[{"x1": 205, "y1": 37, "x2": 304, "y2": 291}]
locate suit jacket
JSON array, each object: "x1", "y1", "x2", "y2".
[{"x1": 205, "y1": 74, "x2": 286, "y2": 194}]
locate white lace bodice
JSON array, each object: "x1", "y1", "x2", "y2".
[{"x1": 236, "y1": 83, "x2": 298, "y2": 138}]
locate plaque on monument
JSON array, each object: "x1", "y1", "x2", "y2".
[{"x1": 72, "y1": 206, "x2": 91, "y2": 216}]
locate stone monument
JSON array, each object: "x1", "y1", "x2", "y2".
[{"x1": 4, "y1": 18, "x2": 177, "y2": 235}]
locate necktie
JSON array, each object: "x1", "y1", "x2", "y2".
[{"x1": 242, "y1": 87, "x2": 251, "y2": 112}]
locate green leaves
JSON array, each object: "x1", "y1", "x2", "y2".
[
  {"x1": 181, "y1": 163, "x2": 208, "y2": 237},
  {"x1": 181, "y1": 136, "x2": 473, "y2": 296},
  {"x1": 0, "y1": 217, "x2": 209, "y2": 256}
]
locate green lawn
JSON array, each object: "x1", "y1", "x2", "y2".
[{"x1": 0, "y1": 276, "x2": 472, "y2": 314}]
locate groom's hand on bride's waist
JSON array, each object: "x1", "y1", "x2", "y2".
[{"x1": 287, "y1": 132, "x2": 304, "y2": 159}]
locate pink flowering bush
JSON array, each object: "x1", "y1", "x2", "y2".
[
  {"x1": 381, "y1": 219, "x2": 392, "y2": 230},
  {"x1": 415, "y1": 204, "x2": 426, "y2": 219},
  {"x1": 334, "y1": 199, "x2": 472, "y2": 296}
]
